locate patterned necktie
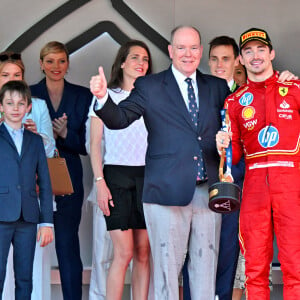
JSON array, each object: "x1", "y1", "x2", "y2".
[
  {"x1": 185, "y1": 77, "x2": 199, "y2": 127},
  {"x1": 185, "y1": 78, "x2": 207, "y2": 182}
]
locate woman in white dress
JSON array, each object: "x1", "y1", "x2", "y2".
[
  {"x1": 87, "y1": 40, "x2": 152, "y2": 300},
  {"x1": 0, "y1": 52, "x2": 55, "y2": 300}
]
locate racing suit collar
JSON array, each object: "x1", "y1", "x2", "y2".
[{"x1": 247, "y1": 71, "x2": 279, "y2": 88}]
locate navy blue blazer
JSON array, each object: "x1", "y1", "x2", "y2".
[
  {"x1": 95, "y1": 67, "x2": 230, "y2": 206},
  {"x1": 0, "y1": 123, "x2": 53, "y2": 223},
  {"x1": 30, "y1": 79, "x2": 92, "y2": 195}
]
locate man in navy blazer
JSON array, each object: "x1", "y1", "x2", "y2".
[
  {"x1": 91, "y1": 26, "x2": 230, "y2": 299},
  {"x1": 0, "y1": 81, "x2": 53, "y2": 300},
  {"x1": 183, "y1": 35, "x2": 245, "y2": 300}
]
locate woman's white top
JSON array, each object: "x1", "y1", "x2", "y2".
[{"x1": 88, "y1": 88, "x2": 148, "y2": 166}]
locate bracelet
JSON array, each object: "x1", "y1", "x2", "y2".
[{"x1": 95, "y1": 176, "x2": 104, "y2": 182}]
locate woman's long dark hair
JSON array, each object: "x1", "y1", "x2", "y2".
[{"x1": 107, "y1": 40, "x2": 152, "y2": 89}]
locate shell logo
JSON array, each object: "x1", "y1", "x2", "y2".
[{"x1": 242, "y1": 106, "x2": 255, "y2": 120}]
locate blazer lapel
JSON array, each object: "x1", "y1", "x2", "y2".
[
  {"x1": 0, "y1": 124, "x2": 21, "y2": 158},
  {"x1": 20, "y1": 129, "x2": 31, "y2": 160},
  {"x1": 196, "y1": 71, "x2": 211, "y2": 133},
  {"x1": 163, "y1": 68, "x2": 198, "y2": 131}
]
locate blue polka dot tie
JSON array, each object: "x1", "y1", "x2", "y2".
[{"x1": 185, "y1": 78, "x2": 207, "y2": 182}]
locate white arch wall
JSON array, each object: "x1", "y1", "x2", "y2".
[
  {"x1": 1, "y1": 0, "x2": 299, "y2": 268},
  {"x1": 2, "y1": 1, "x2": 300, "y2": 83}
]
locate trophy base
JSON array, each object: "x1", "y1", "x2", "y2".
[{"x1": 208, "y1": 182, "x2": 240, "y2": 214}]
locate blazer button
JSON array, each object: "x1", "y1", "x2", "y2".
[
  {"x1": 193, "y1": 156, "x2": 198, "y2": 160},
  {"x1": 198, "y1": 136, "x2": 202, "y2": 140},
  {"x1": 17, "y1": 185, "x2": 21, "y2": 189}
]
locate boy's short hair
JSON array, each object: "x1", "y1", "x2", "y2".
[{"x1": 0, "y1": 80, "x2": 31, "y2": 106}]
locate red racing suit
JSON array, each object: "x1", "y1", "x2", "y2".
[{"x1": 225, "y1": 72, "x2": 300, "y2": 300}]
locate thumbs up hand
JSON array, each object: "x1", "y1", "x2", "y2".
[{"x1": 90, "y1": 66, "x2": 107, "y2": 99}]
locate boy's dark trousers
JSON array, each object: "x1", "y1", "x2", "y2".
[{"x1": 0, "y1": 219, "x2": 37, "y2": 300}]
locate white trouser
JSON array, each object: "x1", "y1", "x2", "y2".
[{"x1": 143, "y1": 184, "x2": 221, "y2": 300}]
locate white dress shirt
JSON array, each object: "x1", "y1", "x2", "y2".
[
  {"x1": 4, "y1": 123, "x2": 24, "y2": 155},
  {"x1": 171, "y1": 65, "x2": 199, "y2": 109}
]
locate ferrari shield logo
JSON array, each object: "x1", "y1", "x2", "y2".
[{"x1": 279, "y1": 87, "x2": 288, "y2": 96}]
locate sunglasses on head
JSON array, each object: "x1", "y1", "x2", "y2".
[{"x1": 0, "y1": 53, "x2": 21, "y2": 62}]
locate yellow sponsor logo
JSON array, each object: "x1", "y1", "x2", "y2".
[
  {"x1": 279, "y1": 87, "x2": 288, "y2": 96},
  {"x1": 242, "y1": 31, "x2": 266, "y2": 42},
  {"x1": 242, "y1": 106, "x2": 255, "y2": 120}
]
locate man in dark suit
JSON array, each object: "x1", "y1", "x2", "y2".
[
  {"x1": 90, "y1": 26, "x2": 230, "y2": 299},
  {"x1": 0, "y1": 81, "x2": 53, "y2": 300}
]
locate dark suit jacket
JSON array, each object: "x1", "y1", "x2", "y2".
[
  {"x1": 0, "y1": 123, "x2": 53, "y2": 223},
  {"x1": 95, "y1": 67, "x2": 230, "y2": 206},
  {"x1": 30, "y1": 79, "x2": 92, "y2": 196},
  {"x1": 30, "y1": 79, "x2": 92, "y2": 298}
]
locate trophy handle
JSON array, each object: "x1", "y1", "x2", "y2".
[
  {"x1": 219, "y1": 109, "x2": 233, "y2": 183},
  {"x1": 219, "y1": 148, "x2": 226, "y2": 182}
]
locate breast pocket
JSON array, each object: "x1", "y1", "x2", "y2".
[{"x1": 0, "y1": 186, "x2": 9, "y2": 194}]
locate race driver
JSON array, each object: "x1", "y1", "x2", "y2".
[{"x1": 216, "y1": 28, "x2": 300, "y2": 300}]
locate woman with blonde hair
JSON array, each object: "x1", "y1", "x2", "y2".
[{"x1": 30, "y1": 41, "x2": 92, "y2": 300}]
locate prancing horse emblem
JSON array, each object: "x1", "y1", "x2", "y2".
[{"x1": 279, "y1": 87, "x2": 288, "y2": 97}]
